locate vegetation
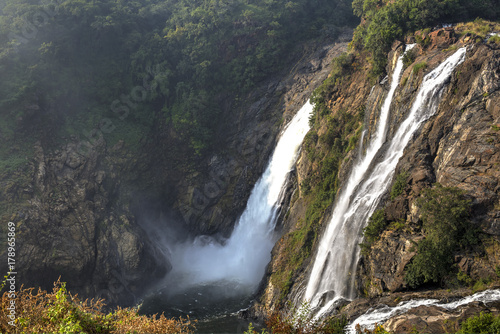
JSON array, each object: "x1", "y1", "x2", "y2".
[
  {"x1": 488, "y1": 35, "x2": 500, "y2": 45},
  {"x1": 362, "y1": 209, "x2": 387, "y2": 245},
  {"x1": 269, "y1": 50, "x2": 366, "y2": 303},
  {"x1": 390, "y1": 170, "x2": 408, "y2": 200},
  {"x1": 350, "y1": 0, "x2": 499, "y2": 77},
  {"x1": 309, "y1": 52, "x2": 358, "y2": 125},
  {"x1": 355, "y1": 324, "x2": 390, "y2": 334},
  {"x1": 0, "y1": 0, "x2": 357, "y2": 160},
  {"x1": 458, "y1": 312, "x2": 500, "y2": 334},
  {"x1": 402, "y1": 48, "x2": 417, "y2": 69},
  {"x1": 455, "y1": 20, "x2": 500, "y2": 40},
  {"x1": 0, "y1": 279, "x2": 195, "y2": 333},
  {"x1": 412, "y1": 61, "x2": 427, "y2": 75},
  {"x1": 360, "y1": 170, "x2": 408, "y2": 252},
  {"x1": 405, "y1": 184, "x2": 476, "y2": 288}
]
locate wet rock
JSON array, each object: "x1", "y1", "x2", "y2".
[
  {"x1": 383, "y1": 301, "x2": 500, "y2": 334},
  {"x1": 0, "y1": 138, "x2": 170, "y2": 306}
]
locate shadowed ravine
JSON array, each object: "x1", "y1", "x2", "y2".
[{"x1": 139, "y1": 102, "x2": 314, "y2": 329}]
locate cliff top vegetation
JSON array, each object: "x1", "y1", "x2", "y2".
[
  {"x1": 0, "y1": 0, "x2": 357, "y2": 160},
  {"x1": 350, "y1": 0, "x2": 499, "y2": 77}
]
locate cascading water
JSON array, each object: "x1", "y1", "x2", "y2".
[
  {"x1": 347, "y1": 289, "x2": 500, "y2": 333},
  {"x1": 140, "y1": 101, "x2": 314, "y2": 326},
  {"x1": 168, "y1": 101, "x2": 314, "y2": 291},
  {"x1": 302, "y1": 43, "x2": 415, "y2": 311},
  {"x1": 303, "y1": 46, "x2": 467, "y2": 317}
]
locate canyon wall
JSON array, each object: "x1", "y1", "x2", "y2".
[
  {"x1": 0, "y1": 33, "x2": 352, "y2": 305},
  {"x1": 253, "y1": 25, "x2": 500, "y2": 328}
]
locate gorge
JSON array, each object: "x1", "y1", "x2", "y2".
[{"x1": 0, "y1": 0, "x2": 499, "y2": 333}]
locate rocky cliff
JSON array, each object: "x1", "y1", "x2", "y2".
[{"x1": 252, "y1": 22, "x2": 500, "y2": 330}]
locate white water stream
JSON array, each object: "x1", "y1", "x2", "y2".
[
  {"x1": 347, "y1": 289, "x2": 500, "y2": 333},
  {"x1": 167, "y1": 101, "x2": 314, "y2": 292},
  {"x1": 304, "y1": 46, "x2": 467, "y2": 317}
]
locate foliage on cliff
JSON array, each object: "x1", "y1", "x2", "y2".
[
  {"x1": 458, "y1": 312, "x2": 500, "y2": 334},
  {"x1": 405, "y1": 184, "x2": 476, "y2": 288},
  {"x1": 0, "y1": 0, "x2": 356, "y2": 158},
  {"x1": 350, "y1": 0, "x2": 499, "y2": 77},
  {"x1": 269, "y1": 52, "x2": 365, "y2": 303},
  {"x1": 303, "y1": 52, "x2": 365, "y2": 229},
  {"x1": 0, "y1": 280, "x2": 195, "y2": 333}
]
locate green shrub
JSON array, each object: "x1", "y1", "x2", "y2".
[
  {"x1": 354, "y1": 324, "x2": 390, "y2": 334},
  {"x1": 457, "y1": 270, "x2": 473, "y2": 285},
  {"x1": 489, "y1": 35, "x2": 500, "y2": 44},
  {"x1": 405, "y1": 184, "x2": 476, "y2": 288},
  {"x1": 390, "y1": 170, "x2": 408, "y2": 200},
  {"x1": 472, "y1": 277, "x2": 490, "y2": 293},
  {"x1": 363, "y1": 209, "x2": 387, "y2": 245},
  {"x1": 459, "y1": 312, "x2": 500, "y2": 334},
  {"x1": 412, "y1": 62, "x2": 427, "y2": 75},
  {"x1": 405, "y1": 237, "x2": 454, "y2": 287},
  {"x1": 402, "y1": 49, "x2": 417, "y2": 69}
]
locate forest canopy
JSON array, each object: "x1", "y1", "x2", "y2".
[
  {"x1": 0, "y1": 0, "x2": 356, "y2": 157},
  {"x1": 351, "y1": 0, "x2": 499, "y2": 77}
]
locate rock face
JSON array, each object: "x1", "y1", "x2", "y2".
[
  {"x1": 358, "y1": 32, "x2": 500, "y2": 296},
  {"x1": 4, "y1": 139, "x2": 169, "y2": 305},
  {"x1": 252, "y1": 25, "x2": 500, "y2": 330},
  {"x1": 341, "y1": 288, "x2": 500, "y2": 334},
  {"x1": 166, "y1": 36, "x2": 352, "y2": 237}
]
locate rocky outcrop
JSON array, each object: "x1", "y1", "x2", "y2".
[
  {"x1": 358, "y1": 28, "x2": 500, "y2": 297},
  {"x1": 382, "y1": 301, "x2": 500, "y2": 334},
  {"x1": 1, "y1": 138, "x2": 169, "y2": 306},
  {"x1": 252, "y1": 25, "x2": 500, "y2": 327},
  {"x1": 358, "y1": 231, "x2": 421, "y2": 296}
]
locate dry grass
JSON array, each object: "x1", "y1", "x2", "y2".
[
  {"x1": 0, "y1": 279, "x2": 195, "y2": 334},
  {"x1": 455, "y1": 19, "x2": 500, "y2": 39}
]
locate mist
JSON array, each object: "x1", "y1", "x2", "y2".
[{"x1": 143, "y1": 101, "x2": 314, "y2": 303}]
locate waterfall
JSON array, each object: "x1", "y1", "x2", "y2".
[
  {"x1": 347, "y1": 289, "x2": 500, "y2": 333},
  {"x1": 303, "y1": 47, "x2": 466, "y2": 317},
  {"x1": 167, "y1": 101, "x2": 314, "y2": 293}
]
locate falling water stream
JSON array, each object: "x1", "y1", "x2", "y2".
[
  {"x1": 304, "y1": 46, "x2": 467, "y2": 318},
  {"x1": 347, "y1": 289, "x2": 500, "y2": 333},
  {"x1": 140, "y1": 101, "x2": 314, "y2": 332}
]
